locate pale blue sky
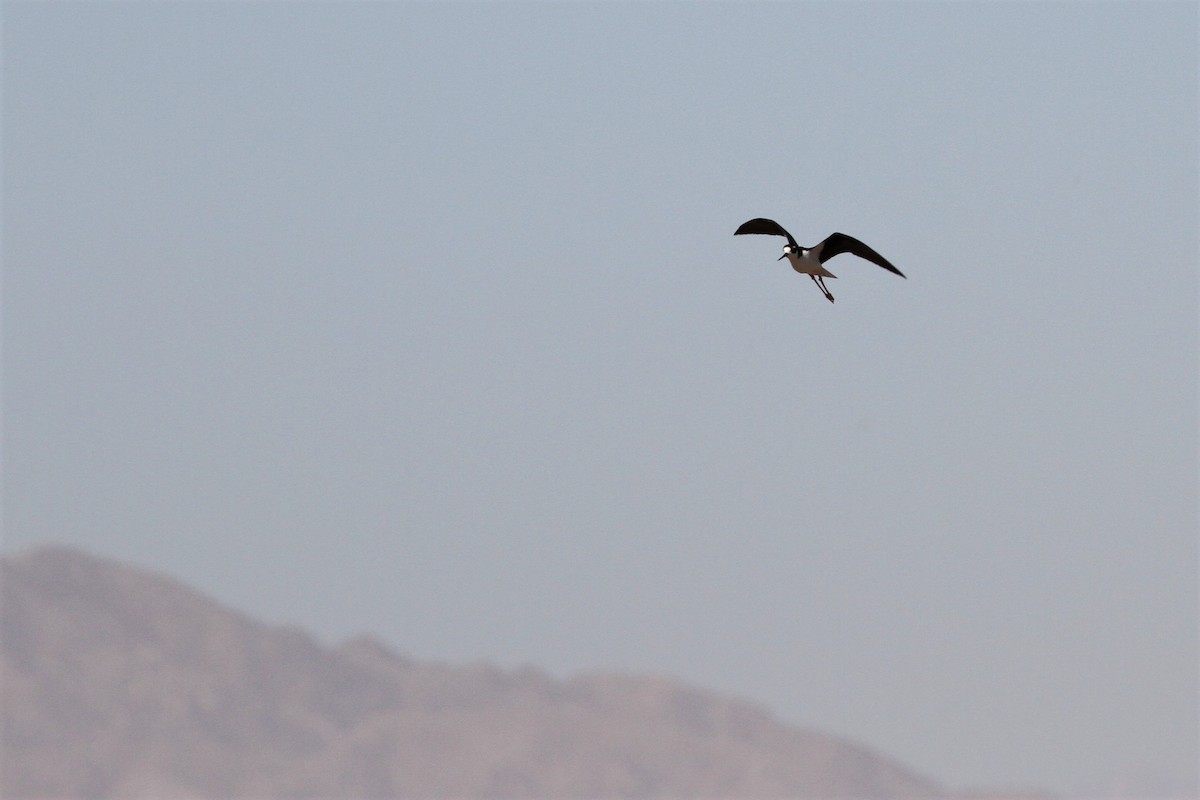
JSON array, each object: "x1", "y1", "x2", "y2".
[{"x1": 4, "y1": 2, "x2": 1197, "y2": 796}]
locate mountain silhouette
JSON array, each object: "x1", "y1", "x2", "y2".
[{"x1": 2, "y1": 545, "x2": 986, "y2": 798}]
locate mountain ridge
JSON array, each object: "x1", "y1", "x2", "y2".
[{"x1": 0, "y1": 545, "x2": 1031, "y2": 798}]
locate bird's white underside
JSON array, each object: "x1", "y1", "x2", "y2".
[{"x1": 783, "y1": 251, "x2": 838, "y2": 279}]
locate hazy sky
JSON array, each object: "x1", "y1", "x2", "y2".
[{"x1": 4, "y1": 2, "x2": 1197, "y2": 796}]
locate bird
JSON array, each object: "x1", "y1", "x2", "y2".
[{"x1": 734, "y1": 218, "x2": 905, "y2": 303}]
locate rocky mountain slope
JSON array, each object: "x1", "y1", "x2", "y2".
[{"x1": 2, "y1": 546, "x2": 956, "y2": 798}]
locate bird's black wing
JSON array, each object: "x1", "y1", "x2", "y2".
[
  {"x1": 734, "y1": 218, "x2": 798, "y2": 250},
  {"x1": 818, "y1": 232, "x2": 906, "y2": 278}
]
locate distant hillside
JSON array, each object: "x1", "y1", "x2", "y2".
[{"x1": 1, "y1": 545, "x2": 958, "y2": 798}]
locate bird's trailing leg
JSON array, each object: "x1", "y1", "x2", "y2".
[{"x1": 811, "y1": 275, "x2": 835, "y2": 303}]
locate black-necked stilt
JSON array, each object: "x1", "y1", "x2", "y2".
[{"x1": 734, "y1": 218, "x2": 905, "y2": 303}]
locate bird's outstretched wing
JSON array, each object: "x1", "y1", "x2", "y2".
[
  {"x1": 818, "y1": 232, "x2": 906, "y2": 278},
  {"x1": 734, "y1": 218, "x2": 798, "y2": 250}
]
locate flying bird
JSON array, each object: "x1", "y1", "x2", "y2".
[{"x1": 734, "y1": 218, "x2": 905, "y2": 303}]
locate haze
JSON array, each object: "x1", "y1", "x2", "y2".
[{"x1": 3, "y1": 2, "x2": 1196, "y2": 796}]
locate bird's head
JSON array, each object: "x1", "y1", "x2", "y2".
[{"x1": 779, "y1": 245, "x2": 797, "y2": 261}]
